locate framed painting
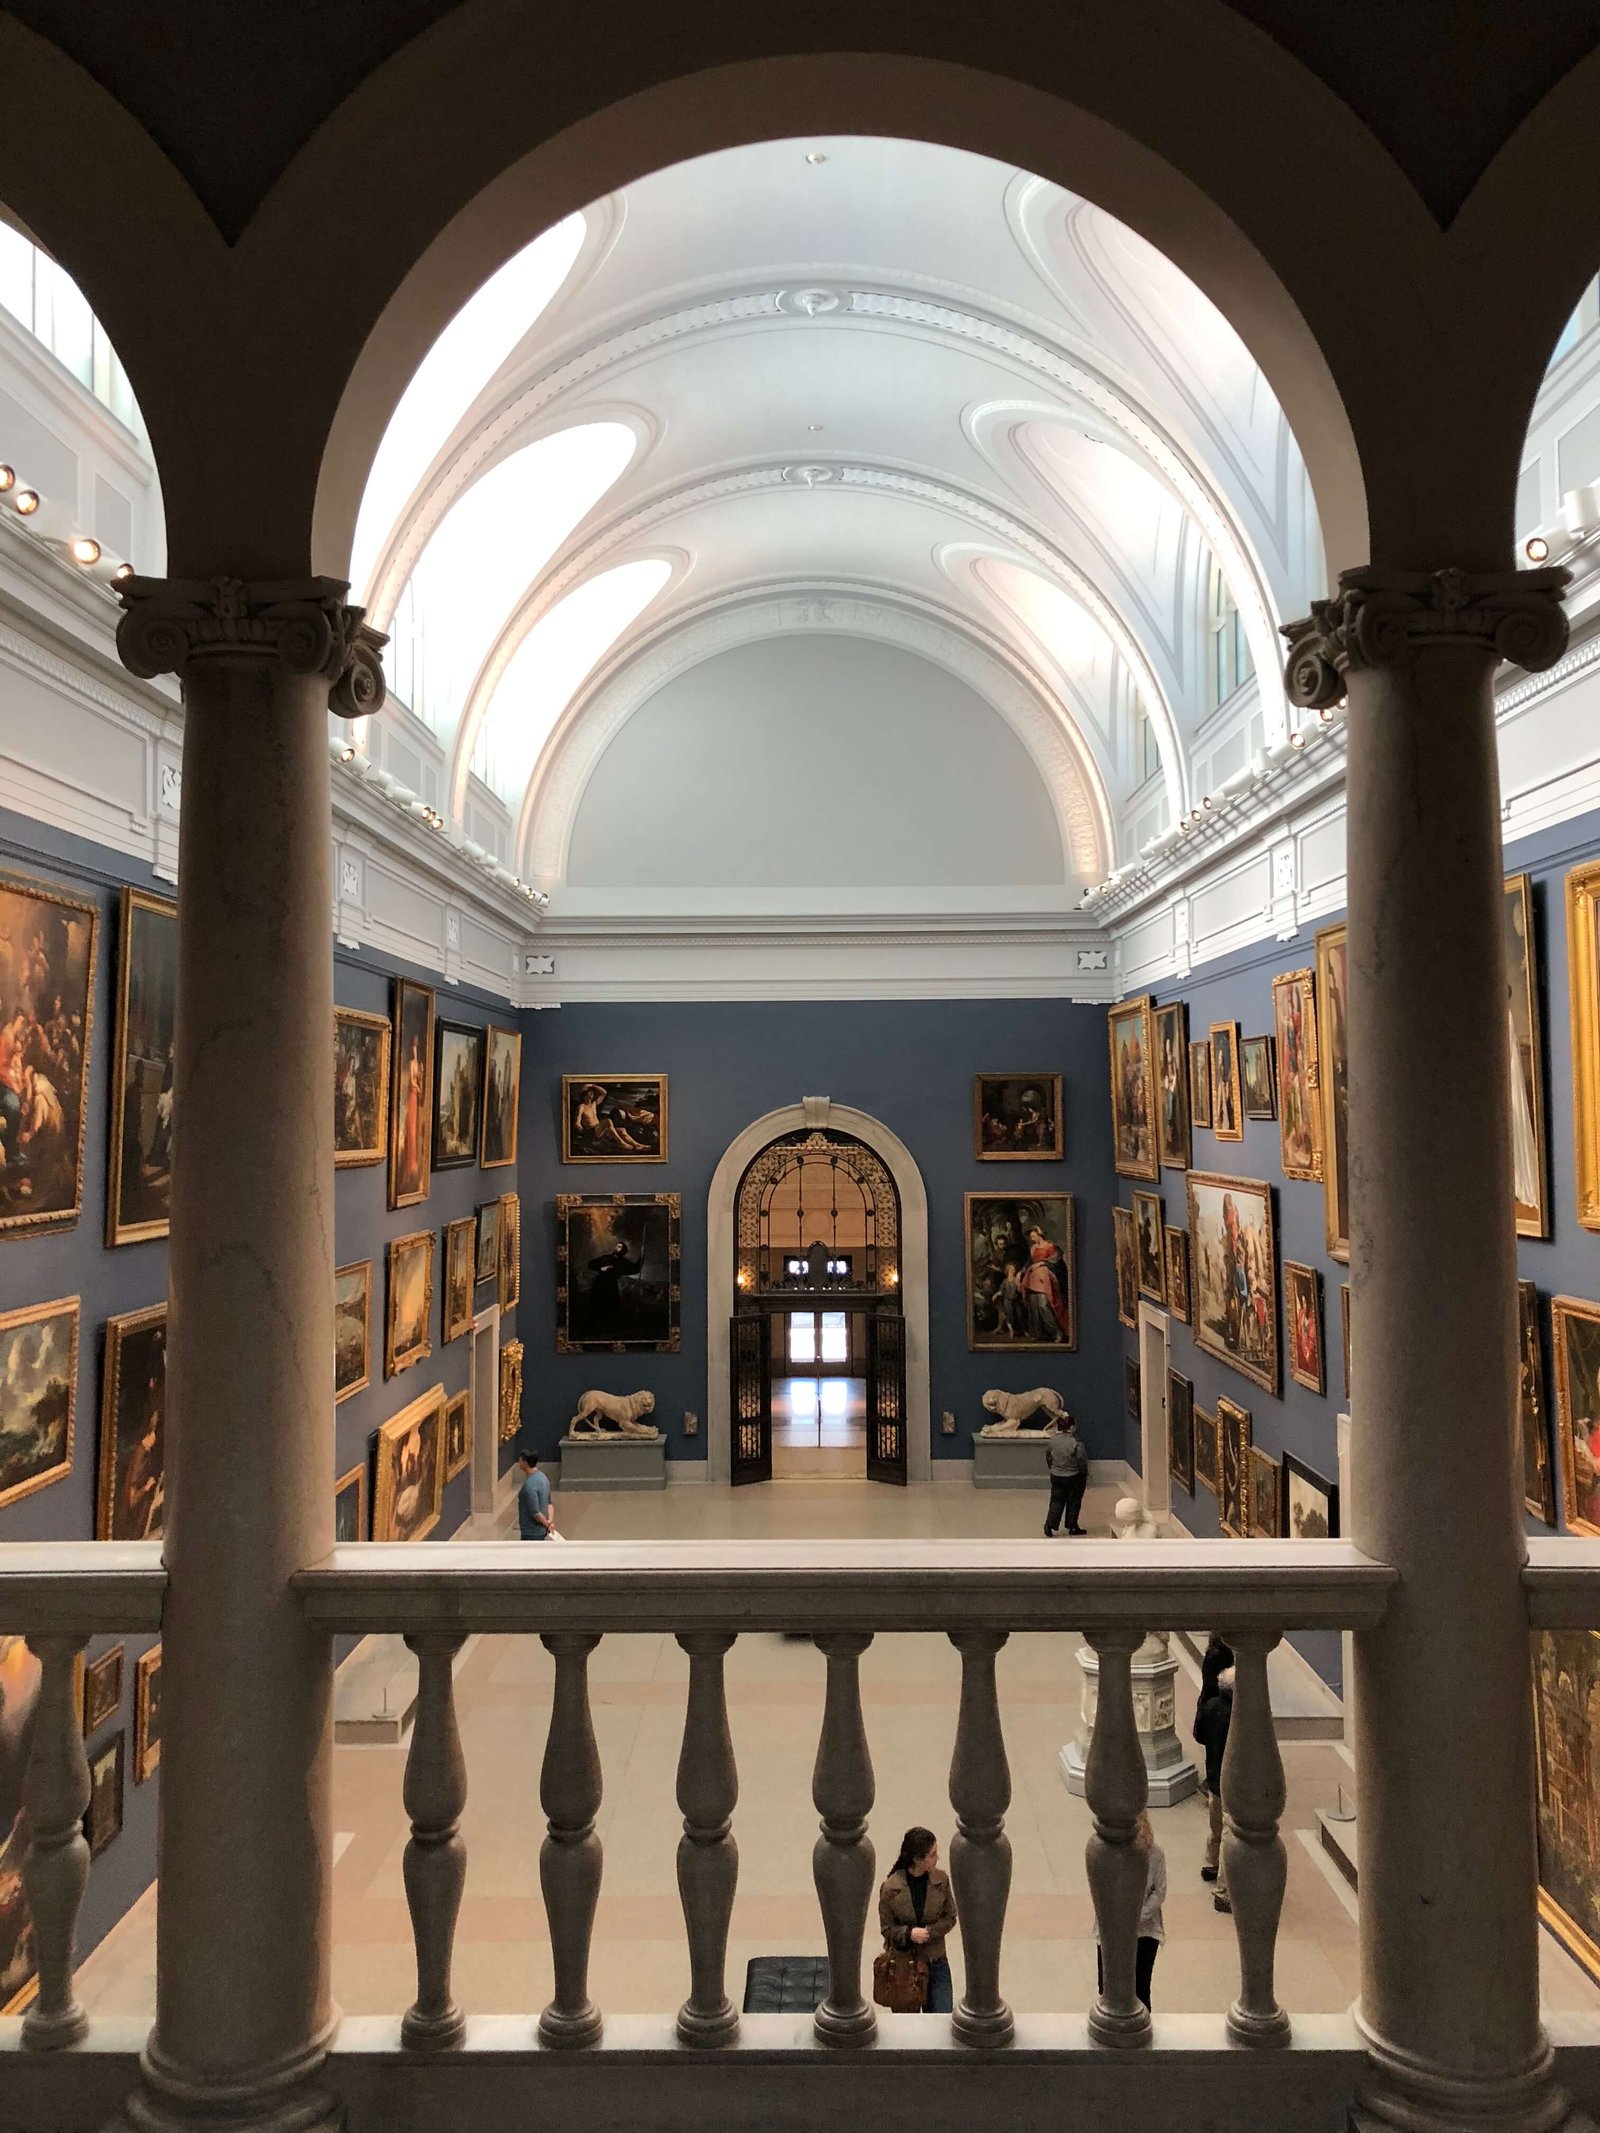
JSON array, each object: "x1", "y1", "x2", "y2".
[
  {"x1": 1533, "y1": 1629, "x2": 1600, "y2": 1986},
  {"x1": 1284, "y1": 1450, "x2": 1338, "y2": 1538},
  {"x1": 556, "y1": 1194, "x2": 681, "y2": 1352},
  {"x1": 475, "y1": 1198, "x2": 501, "y2": 1286},
  {"x1": 1107, "y1": 997, "x2": 1157, "y2": 1179},
  {"x1": 973, "y1": 1074, "x2": 1062, "y2": 1161},
  {"x1": 498, "y1": 1191, "x2": 521, "y2": 1312},
  {"x1": 1112, "y1": 1205, "x2": 1137, "y2": 1330},
  {"x1": 442, "y1": 1217, "x2": 476, "y2": 1342},
  {"x1": 1505, "y1": 873, "x2": 1549, "y2": 1238},
  {"x1": 384, "y1": 1229, "x2": 434, "y2": 1379},
  {"x1": 1194, "y1": 1405, "x2": 1220, "y2": 1497},
  {"x1": 97, "y1": 1304, "x2": 166, "y2": 1541},
  {"x1": 82, "y1": 1646, "x2": 123, "y2": 1735},
  {"x1": 388, "y1": 979, "x2": 435, "y2": 1209},
  {"x1": 432, "y1": 1020, "x2": 484, "y2": 1172},
  {"x1": 0, "y1": 1295, "x2": 77, "y2": 1513},
  {"x1": 1189, "y1": 1040, "x2": 1213, "y2": 1130},
  {"x1": 1217, "y1": 1396, "x2": 1251, "y2": 1538},
  {"x1": 1341, "y1": 1284, "x2": 1352, "y2": 1402},
  {"x1": 1164, "y1": 1227, "x2": 1190, "y2": 1323},
  {"x1": 564, "y1": 1074, "x2": 669, "y2": 1163},
  {"x1": 1209, "y1": 1021, "x2": 1243, "y2": 1141},
  {"x1": 445, "y1": 1389, "x2": 471, "y2": 1481},
  {"x1": 481, "y1": 1026, "x2": 521, "y2": 1169},
  {"x1": 0, "y1": 1636, "x2": 42, "y2": 2012},
  {"x1": 334, "y1": 1461, "x2": 366, "y2": 1543},
  {"x1": 372, "y1": 1384, "x2": 446, "y2": 1543},
  {"x1": 1248, "y1": 1446, "x2": 1283, "y2": 1538},
  {"x1": 1553, "y1": 1295, "x2": 1600, "y2": 1537},
  {"x1": 1186, "y1": 1170, "x2": 1279, "y2": 1394},
  {"x1": 1285, "y1": 1260, "x2": 1325, "y2": 1394},
  {"x1": 1271, "y1": 967, "x2": 1322, "y2": 1182},
  {"x1": 1241, "y1": 1035, "x2": 1277, "y2": 1121},
  {"x1": 499, "y1": 1339, "x2": 524, "y2": 1443},
  {"x1": 1125, "y1": 1356, "x2": 1141, "y2": 1425},
  {"x1": 965, "y1": 1192, "x2": 1076, "y2": 1350},
  {"x1": 107, "y1": 886, "x2": 177, "y2": 1245},
  {"x1": 86, "y1": 1734, "x2": 124, "y2": 1856},
  {"x1": 334, "y1": 1008, "x2": 389, "y2": 1168},
  {"x1": 1131, "y1": 1190, "x2": 1165, "y2": 1303},
  {"x1": 0, "y1": 869, "x2": 99, "y2": 1237},
  {"x1": 1316, "y1": 923, "x2": 1351, "y2": 1260},
  {"x1": 1168, "y1": 1369, "x2": 1194, "y2": 1493},
  {"x1": 133, "y1": 1645, "x2": 162, "y2": 1783},
  {"x1": 334, "y1": 1260, "x2": 371, "y2": 1404},
  {"x1": 1154, "y1": 1003, "x2": 1191, "y2": 1171},
  {"x1": 1521, "y1": 1280, "x2": 1555, "y2": 1525}
]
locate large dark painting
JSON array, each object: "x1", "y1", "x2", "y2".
[
  {"x1": 1534, "y1": 1628, "x2": 1600, "y2": 1986},
  {"x1": 108, "y1": 887, "x2": 177, "y2": 1245},
  {"x1": 964, "y1": 1192, "x2": 1076, "y2": 1351},
  {"x1": 388, "y1": 979, "x2": 434, "y2": 1210},
  {"x1": 1187, "y1": 1170, "x2": 1279, "y2": 1395},
  {"x1": 433, "y1": 1020, "x2": 483, "y2": 1171},
  {"x1": 0, "y1": 871, "x2": 99, "y2": 1236},
  {"x1": 0, "y1": 1297, "x2": 76, "y2": 1513},
  {"x1": 0, "y1": 1634, "x2": 42, "y2": 2011},
  {"x1": 973, "y1": 1074, "x2": 1062, "y2": 1161},
  {"x1": 563, "y1": 1074, "x2": 667, "y2": 1162},
  {"x1": 1521, "y1": 1280, "x2": 1555, "y2": 1525},
  {"x1": 1168, "y1": 1370, "x2": 1194, "y2": 1494},
  {"x1": 556, "y1": 1194, "x2": 681, "y2": 1352},
  {"x1": 334, "y1": 1008, "x2": 389, "y2": 1168},
  {"x1": 481, "y1": 1027, "x2": 521, "y2": 1169},
  {"x1": 97, "y1": 1305, "x2": 166, "y2": 1541},
  {"x1": 1553, "y1": 1294, "x2": 1600, "y2": 1538}
]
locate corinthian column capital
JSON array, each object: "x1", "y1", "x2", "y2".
[
  {"x1": 1281, "y1": 564, "x2": 1570, "y2": 708},
  {"x1": 116, "y1": 574, "x2": 387, "y2": 719}
]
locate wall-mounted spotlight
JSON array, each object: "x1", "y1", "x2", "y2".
[
  {"x1": 0, "y1": 466, "x2": 14, "y2": 494},
  {"x1": 13, "y1": 489, "x2": 39, "y2": 516},
  {"x1": 1318, "y1": 705, "x2": 1338, "y2": 724},
  {"x1": 1525, "y1": 535, "x2": 1551, "y2": 563},
  {"x1": 112, "y1": 562, "x2": 134, "y2": 583},
  {"x1": 1289, "y1": 730, "x2": 1308, "y2": 750},
  {"x1": 68, "y1": 536, "x2": 101, "y2": 567}
]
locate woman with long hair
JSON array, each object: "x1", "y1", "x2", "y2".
[
  {"x1": 877, "y1": 1825, "x2": 958, "y2": 2012},
  {"x1": 1093, "y1": 1810, "x2": 1167, "y2": 2010}
]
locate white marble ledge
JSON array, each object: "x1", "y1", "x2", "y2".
[
  {"x1": 0, "y1": 1541, "x2": 165, "y2": 1632},
  {"x1": 292, "y1": 1537, "x2": 1396, "y2": 1637},
  {"x1": 1523, "y1": 1536, "x2": 1600, "y2": 1626}
]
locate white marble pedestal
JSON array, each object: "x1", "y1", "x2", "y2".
[
  {"x1": 559, "y1": 1434, "x2": 668, "y2": 1490},
  {"x1": 1060, "y1": 1634, "x2": 1197, "y2": 1805},
  {"x1": 970, "y1": 1432, "x2": 1053, "y2": 1488}
]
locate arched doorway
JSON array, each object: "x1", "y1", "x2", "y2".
[{"x1": 706, "y1": 1100, "x2": 930, "y2": 1487}]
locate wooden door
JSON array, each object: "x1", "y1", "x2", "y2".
[
  {"x1": 866, "y1": 1312, "x2": 908, "y2": 1484},
  {"x1": 730, "y1": 1313, "x2": 772, "y2": 1485}
]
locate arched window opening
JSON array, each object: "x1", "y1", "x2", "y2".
[
  {"x1": 0, "y1": 220, "x2": 143, "y2": 434},
  {"x1": 1207, "y1": 558, "x2": 1254, "y2": 708}
]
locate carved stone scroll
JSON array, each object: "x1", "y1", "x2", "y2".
[
  {"x1": 116, "y1": 574, "x2": 388, "y2": 718},
  {"x1": 1281, "y1": 564, "x2": 1570, "y2": 708}
]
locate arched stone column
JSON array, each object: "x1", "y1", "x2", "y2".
[{"x1": 706, "y1": 1100, "x2": 931, "y2": 1487}]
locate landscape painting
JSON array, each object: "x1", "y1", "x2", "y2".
[
  {"x1": 1154, "y1": 1003, "x2": 1191, "y2": 1170},
  {"x1": 0, "y1": 1297, "x2": 77, "y2": 1512},
  {"x1": 1553, "y1": 1295, "x2": 1600, "y2": 1537},
  {"x1": 481, "y1": 1027, "x2": 521, "y2": 1169},
  {"x1": 334, "y1": 1261, "x2": 371, "y2": 1403},
  {"x1": 965, "y1": 1192, "x2": 1076, "y2": 1350},
  {"x1": 372, "y1": 1385, "x2": 446, "y2": 1544},
  {"x1": 1505, "y1": 874, "x2": 1549, "y2": 1238},
  {"x1": 0, "y1": 870, "x2": 99, "y2": 1236},
  {"x1": 1522, "y1": 1280, "x2": 1555, "y2": 1525},
  {"x1": 1534, "y1": 1628, "x2": 1600, "y2": 1986},
  {"x1": 564, "y1": 1075, "x2": 669, "y2": 1163},
  {"x1": 557, "y1": 1194, "x2": 681, "y2": 1352},
  {"x1": 107, "y1": 887, "x2": 178, "y2": 1245},
  {"x1": 334, "y1": 1008, "x2": 389, "y2": 1168},
  {"x1": 432, "y1": 1020, "x2": 483, "y2": 1171},
  {"x1": 442, "y1": 1217, "x2": 475, "y2": 1341},
  {"x1": 1271, "y1": 967, "x2": 1322, "y2": 1182},
  {"x1": 1284, "y1": 1452, "x2": 1337, "y2": 1539},
  {"x1": 1187, "y1": 1170, "x2": 1280, "y2": 1394},
  {"x1": 1316, "y1": 924, "x2": 1351, "y2": 1259},
  {"x1": 385, "y1": 1230, "x2": 434, "y2": 1378},
  {"x1": 1107, "y1": 997, "x2": 1157, "y2": 1180},
  {"x1": 388, "y1": 980, "x2": 434, "y2": 1209},
  {"x1": 97, "y1": 1305, "x2": 166, "y2": 1541}
]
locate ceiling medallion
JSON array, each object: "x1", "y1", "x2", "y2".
[
  {"x1": 776, "y1": 287, "x2": 844, "y2": 317},
  {"x1": 781, "y1": 464, "x2": 839, "y2": 487}
]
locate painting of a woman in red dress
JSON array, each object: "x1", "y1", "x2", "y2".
[
  {"x1": 388, "y1": 981, "x2": 434, "y2": 1208},
  {"x1": 965, "y1": 1193, "x2": 1075, "y2": 1350},
  {"x1": 1020, "y1": 1225, "x2": 1073, "y2": 1342}
]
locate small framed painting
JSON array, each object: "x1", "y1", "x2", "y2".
[
  {"x1": 1217, "y1": 1396, "x2": 1251, "y2": 1538},
  {"x1": 965, "y1": 1192, "x2": 1076, "y2": 1349},
  {"x1": 1168, "y1": 1370, "x2": 1194, "y2": 1493},
  {"x1": 372, "y1": 1384, "x2": 447, "y2": 1544},
  {"x1": 1187, "y1": 1170, "x2": 1279, "y2": 1394},
  {"x1": 334, "y1": 1461, "x2": 366, "y2": 1543},
  {"x1": 1521, "y1": 1281, "x2": 1555, "y2": 1525},
  {"x1": 442, "y1": 1217, "x2": 476, "y2": 1342},
  {"x1": 1194, "y1": 1405, "x2": 1220, "y2": 1497},
  {"x1": 385, "y1": 1230, "x2": 434, "y2": 1380},
  {"x1": 1284, "y1": 1451, "x2": 1338, "y2": 1538},
  {"x1": 1154, "y1": 1003, "x2": 1191, "y2": 1171},
  {"x1": 1553, "y1": 1294, "x2": 1600, "y2": 1537},
  {"x1": 1533, "y1": 1629, "x2": 1600, "y2": 1984},
  {"x1": 82, "y1": 1646, "x2": 123, "y2": 1736},
  {"x1": 1125, "y1": 1356, "x2": 1141, "y2": 1425},
  {"x1": 86, "y1": 1734, "x2": 124, "y2": 1856},
  {"x1": 1247, "y1": 1446, "x2": 1283, "y2": 1537},
  {"x1": 1132, "y1": 1190, "x2": 1164, "y2": 1302},
  {"x1": 107, "y1": 886, "x2": 178, "y2": 1246},
  {"x1": 498, "y1": 1191, "x2": 521, "y2": 1313},
  {"x1": 1189, "y1": 1040, "x2": 1213, "y2": 1131},
  {"x1": 432, "y1": 1020, "x2": 484, "y2": 1172},
  {"x1": 564, "y1": 1074, "x2": 669, "y2": 1163},
  {"x1": 1163, "y1": 1227, "x2": 1190, "y2": 1324},
  {"x1": 1112, "y1": 1205, "x2": 1137, "y2": 1330},
  {"x1": 445, "y1": 1390, "x2": 471, "y2": 1481},
  {"x1": 1316, "y1": 923, "x2": 1351, "y2": 1261},
  {"x1": 98, "y1": 1304, "x2": 166, "y2": 1542},
  {"x1": 1272, "y1": 968, "x2": 1323, "y2": 1182},
  {"x1": 499, "y1": 1339, "x2": 524, "y2": 1444},
  {"x1": 0, "y1": 869, "x2": 100, "y2": 1238},
  {"x1": 334, "y1": 1260, "x2": 371, "y2": 1404},
  {"x1": 388, "y1": 979, "x2": 435, "y2": 1209},
  {"x1": 481, "y1": 1026, "x2": 521, "y2": 1169},
  {"x1": 1285, "y1": 1260, "x2": 1325, "y2": 1395},
  {"x1": 476, "y1": 1198, "x2": 501, "y2": 1285},
  {"x1": 1506, "y1": 873, "x2": 1549, "y2": 1238},
  {"x1": 1107, "y1": 997, "x2": 1157, "y2": 1179},
  {"x1": 133, "y1": 1645, "x2": 162, "y2": 1782},
  {"x1": 334, "y1": 1007, "x2": 390, "y2": 1168},
  {"x1": 1240, "y1": 1035, "x2": 1277, "y2": 1121},
  {"x1": 0, "y1": 1295, "x2": 77, "y2": 1513},
  {"x1": 973, "y1": 1074, "x2": 1063, "y2": 1161},
  {"x1": 1209, "y1": 1022, "x2": 1243, "y2": 1141}
]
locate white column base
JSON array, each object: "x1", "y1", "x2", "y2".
[
  {"x1": 1350, "y1": 2016, "x2": 1592, "y2": 2133},
  {"x1": 109, "y1": 2031, "x2": 344, "y2": 2133}
]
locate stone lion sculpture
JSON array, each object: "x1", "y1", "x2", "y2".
[
  {"x1": 978, "y1": 1387, "x2": 1067, "y2": 1436},
  {"x1": 567, "y1": 1389, "x2": 660, "y2": 1439}
]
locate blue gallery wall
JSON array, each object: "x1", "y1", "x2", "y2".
[{"x1": 515, "y1": 998, "x2": 1123, "y2": 1467}]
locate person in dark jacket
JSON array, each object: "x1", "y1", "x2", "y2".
[
  {"x1": 878, "y1": 1825, "x2": 959, "y2": 2012},
  {"x1": 1192, "y1": 1634, "x2": 1234, "y2": 1913},
  {"x1": 1043, "y1": 1410, "x2": 1089, "y2": 1536}
]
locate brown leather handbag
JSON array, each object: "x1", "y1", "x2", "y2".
[{"x1": 872, "y1": 1944, "x2": 929, "y2": 2012}]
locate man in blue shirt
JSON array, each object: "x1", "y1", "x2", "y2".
[{"x1": 516, "y1": 1449, "x2": 553, "y2": 1540}]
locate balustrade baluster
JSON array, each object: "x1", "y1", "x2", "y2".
[
  {"x1": 1220, "y1": 1628, "x2": 1291, "y2": 2047},
  {"x1": 1083, "y1": 1627, "x2": 1151, "y2": 2048},
  {"x1": 538, "y1": 1631, "x2": 604, "y2": 2049},
  {"x1": 675, "y1": 1631, "x2": 739, "y2": 2046},
  {"x1": 20, "y1": 1634, "x2": 90, "y2": 2050},
  {"x1": 947, "y1": 1627, "x2": 1014, "y2": 2045},
  {"x1": 400, "y1": 1631, "x2": 467, "y2": 2050},
  {"x1": 811, "y1": 1630, "x2": 876, "y2": 2045}
]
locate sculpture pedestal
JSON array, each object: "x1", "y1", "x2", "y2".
[
  {"x1": 970, "y1": 1432, "x2": 1052, "y2": 1488},
  {"x1": 1060, "y1": 1635, "x2": 1197, "y2": 1805},
  {"x1": 559, "y1": 1435, "x2": 668, "y2": 1491}
]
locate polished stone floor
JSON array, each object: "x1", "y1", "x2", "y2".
[{"x1": 75, "y1": 1475, "x2": 1600, "y2": 2025}]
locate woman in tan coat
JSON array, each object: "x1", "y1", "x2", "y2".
[{"x1": 878, "y1": 1825, "x2": 958, "y2": 2012}]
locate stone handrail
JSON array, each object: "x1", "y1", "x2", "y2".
[
  {"x1": 1523, "y1": 1536, "x2": 1600, "y2": 1625},
  {"x1": 0, "y1": 1542, "x2": 166, "y2": 1635}
]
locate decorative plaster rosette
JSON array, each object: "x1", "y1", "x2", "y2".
[
  {"x1": 1281, "y1": 565, "x2": 1570, "y2": 708},
  {"x1": 116, "y1": 575, "x2": 388, "y2": 719}
]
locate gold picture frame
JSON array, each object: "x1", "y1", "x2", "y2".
[
  {"x1": 107, "y1": 885, "x2": 178, "y2": 1246},
  {"x1": 442, "y1": 1217, "x2": 476, "y2": 1342},
  {"x1": 97, "y1": 1304, "x2": 166, "y2": 1541},
  {"x1": 973, "y1": 1073, "x2": 1064, "y2": 1161},
  {"x1": 481, "y1": 1026, "x2": 522, "y2": 1169},
  {"x1": 388, "y1": 979, "x2": 435, "y2": 1209},
  {"x1": 1247, "y1": 1445, "x2": 1283, "y2": 1538},
  {"x1": 1507, "y1": 874, "x2": 1549, "y2": 1238},
  {"x1": 556, "y1": 1194, "x2": 681, "y2": 1352},
  {"x1": 372, "y1": 1383, "x2": 446, "y2": 1543},
  {"x1": 562, "y1": 1073, "x2": 669, "y2": 1162},
  {"x1": 384, "y1": 1229, "x2": 434, "y2": 1379},
  {"x1": 133, "y1": 1644, "x2": 162, "y2": 1782},
  {"x1": 1316, "y1": 922, "x2": 1351, "y2": 1260},
  {"x1": 1154, "y1": 1003, "x2": 1191, "y2": 1170},
  {"x1": 498, "y1": 1191, "x2": 521, "y2": 1312},
  {"x1": 334, "y1": 1259, "x2": 371, "y2": 1404},
  {"x1": 445, "y1": 1389, "x2": 471, "y2": 1480},
  {"x1": 1533, "y1": 1628, "x2": 1600, "y2": 1989},
  {"x1": 1217, "y1": 1396, "x2": 1252, "y2": 1537},
  {"x1": 1271, "y1": 966, "x2": 1322, "y2": 1182},
  {"x1": 1209, "y1": 1021, "x2": 1243, "y2": 1141},
  {"x1": 1194, "y1": 1405, "x2": 1220, "y2": 1497},
  {"x1": 964, "y1": 1191, "x2": 1076, "y2": 1349},
  {"x1": 1553, "y1": 1294, "x2": 1600, "y2": 1537},
  {"x1": 0, "y1": 1295, "x2": 77, "y2": 1513},
  {"x1": 1163, "y1": 1226, "x2": 1190, "y2": 1323},
  {"x1": 1285, "y1": 1260, "x2": 1325, "y2": 1395},
  {"x1": 1112, "y1": 1205, "x2": 1137, "y2": 1329},
  {"x1": 1570, "y1": 861, "x2": 1600, "y2": 1230},
  {"x1": 499, "y1": 1338, "x2": 524, "y2": 1444},
  {"x1": 334, "y1": 1007, "x2": 390, "y2": 1168},
  {"x1": 1131, "y1": 1190, "x2": 1165, "y2": 1303},
  {"x1": 1189, "y1": 1039, "x2": 1213, "y2": 1130},
  {"x1": 0, "y1": 868, "x2": 100, "y2": 1238},
  {"x1": 82, "y1": 1644, "x2": 123, "y2": 1735},
  {"x1": 1107, "y1": 996, "x2": 1158, "y2": 1179},
  {"x1": 1186, "y1": 1170, "x2": 1280, "y2": 1395}
]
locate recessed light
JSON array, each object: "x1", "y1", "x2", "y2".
[
  {"x1": 69, "y1": 536, "x2": 100, "y2": 566},
  {"x1": 0, "y1": 466, "x2": 13, "y2": 493},
  {"x1": 1525, "y1": 535, "x2": 1550, "y2": 562},
  {"x1": 805, "y1": 152, "x2": 827, "y2": 165},
  {"x1": 112, "y1": 562, "x2": 134, "y2": 582},
  {"x1": 14, "y1": 489, "x2": 39, "y2": 515}
]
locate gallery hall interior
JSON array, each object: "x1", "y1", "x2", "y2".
[{"x1": 10, "y1": 8, "x2": 1600, "y2": 2132}]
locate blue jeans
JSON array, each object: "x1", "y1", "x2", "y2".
[{"x1": 924, "y1": 1956, "x2": 952, "y2": 2013}]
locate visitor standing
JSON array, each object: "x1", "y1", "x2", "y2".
[
  {"x1": 1093, "y1": 1810, "x2": 1166, "y2": 2010},
  {"x1": 1043, "y1": 1409, "x2": 1089, "y2": 1536},
  {"x1": 516, "y1": 1448, "x2": 554, "y2": 1540},
  {"x1": 1193, "y1": 1634, "x2": 1235, "y2": 1912},
  {"x1": 877, "y1": 1826, "x2": 959, "y2": 2013}
]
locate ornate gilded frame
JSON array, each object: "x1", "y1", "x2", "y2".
[
  {"x1": 972, "y1": 1072, "x2": 1064, "y2": 1162},
  {"x1": 134, "y1": 1645, "x2": 162, "y2": 1782},
  {"x1": 334, "y1": 1461, "x2": 366, "y2": 1543},
  {"x1": 1131, "y1": 1189, "x2": 1165, "y2": 1303},
  {"x1": 556, "y1": 1193, "x2": 681, "y2": 1353},
  {"x1": 1163, "y1": 1226, "x2": 1190, "y2": 1323},
  {"x1": 1507, "y1": 872, "x2": 1550, "y2": 1239},
  {"x1": 562, "y1": 1072, "x2": 668, "y2": 1163},
  {"x1": 1247, "y1": 1445, "x2": 1283, "y2": 1538},
  {"x1": 497, "y1": 1191, "x2": 521, "y2": 1312},
  {"x1": 1185, "y1": 1169, "x2": 1280, "y2": 1395},
  {"x1": 1153, "y1": 1002, "x2": 1191, "y2": 1170},
  {"x1": 0, "y1": 1294, "x2": 77, "y2": 1512},
  {"x1": 333, "y1": 1259, "x2": 371, "y2": 1404},
  {"x1": 334, "y1": 1007, "x2": 390, "y2": 1169},
  {"x1": 372, "y1": 1383, "x2": 446, "y2": 1543},
  {"x1": 498, "y1": 1339, "x2": 524, "y2": 1443},
  {"x1": 481, "y1": 1026, "x2": 522, "y2": 1169},
  {"x1": 964, "y1": 1190, "x2": 1076, "y2": 1351},
  {"x1": 384, "y1": 1229, "x2": 434, "y2": 1379},
  {"x1": 1285, "y1": 1259, "x2": 1325, "y2": 1394},
  {"x1": 445, "y1": 1389, "x2": 471, "y2": 1480},
  {"x1": 387, "y1": 978, "x2": 435, "y2": 1209},
  {"x1": 1112, "y1": 1204, "x2": 1136, "y2": 1329},
  {"x1": 1553, "y1": 1293, "x2": 1600, "y2": 1538},
  {"x1": 1217, "y1": 1396, "x2": 1252, "y2": 1538},
  {"x1": 442, "y1": 1217, "x2": 477, "y2": 1342},
  {"x1": 0, "y1": 867, "x2": 100, "y2": 1237},
  {"x1": 1270, "y1": 966, "x2": 1322, "y2": 1182},
  {"x1": 1209, "y1": 1020, "x2": 1243, "y2": 1141},
  {"x1": 97, "y1": 1303, "x2": 166, "y2": 1542},
  {"x1": 1568, "y1": 862, "x2": 1600, "y2": 1230},
  {"x1": 1107, "y1": 996, "x2": 1158, "y2": 1180},
  {"x1": 1316, "y1": 922, "x2": 1350, "y2": 1260},
  {"x1": 107, "y1": 885, "x2": 178, "y2": 1245}
]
